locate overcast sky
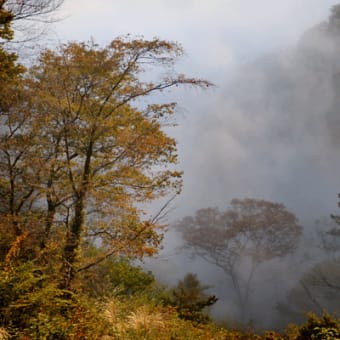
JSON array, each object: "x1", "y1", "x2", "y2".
[
  {"x1": 53, "y1": 1, "x2": 340, "y2": 222},
  {"x1": 55, "y1": 1, "x2": 338, "y2": 71}
]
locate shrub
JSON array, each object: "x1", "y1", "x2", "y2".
[{"x1": 291, "y1": 313, "x2": 340, "y2": 340}]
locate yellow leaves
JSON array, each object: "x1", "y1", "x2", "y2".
[
  {"x1": 3, "y1": 231, "x2": 29, "y2": 273},
  {"x1": 142, "y1": 246, "x2": 157, "y2": 257},
  {"x1": 0, "y1": 327, "x2": 10, "y2": 340},
  {"x1": 145, "y1": 191, "x2": 155, "y2": 200}
]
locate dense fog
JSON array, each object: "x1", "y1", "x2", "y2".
[{"x1": 145, "y1": 7, "x2": 340, "y2": 330}]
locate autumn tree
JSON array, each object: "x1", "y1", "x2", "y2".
[
  {"x1": 0, "y1": 0, "x2": 63, "y2": 257},
  {"x1": 17, "y1": 37, "x2": 212, "y2": 289},
  {"x1": 176, "y1": 198, "x2": 302, "y2": 321},
  {"x1": 0, "y1": 0, "x2": 33, "y2": 263},
  {"x1": 0, "y1": 0, "x2": 25, "y2": 94}
]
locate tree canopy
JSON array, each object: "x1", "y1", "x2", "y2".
[
  {"x1": 176, "y1": 198, "x2": 302, "y2": 320},
  {"x1": 0, "y1": 36, "x2": 212, "y2": 290}
]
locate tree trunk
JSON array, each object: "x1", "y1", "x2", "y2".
[
  {"x1": 60, "y1": 139, "x2": 93, "y2": 290},
  {"x1": 59, "y1": 197, "x2": 84, "y2": 290}
]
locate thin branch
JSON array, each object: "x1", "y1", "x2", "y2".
[
  {"x1": 300, "y1": 280, "x2": 324, "y2": 314},
  {"x1": 151, "y1": 194, "x2": 177, "y2": 224}
]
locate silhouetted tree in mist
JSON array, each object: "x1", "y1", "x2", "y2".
[
  {"x1": 176, "y1": 198, "x2": 302, "y2": 322},
  {"x1": 300, "y1": 208, "x2": 340, "y2": 315},
  {"x1": 277, "y1": 213, "x2": 340, "y2": 326}
]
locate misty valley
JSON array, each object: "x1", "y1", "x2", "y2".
[{"x1": 0, "y1": 1, "x2": 339, "y2": 339}]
